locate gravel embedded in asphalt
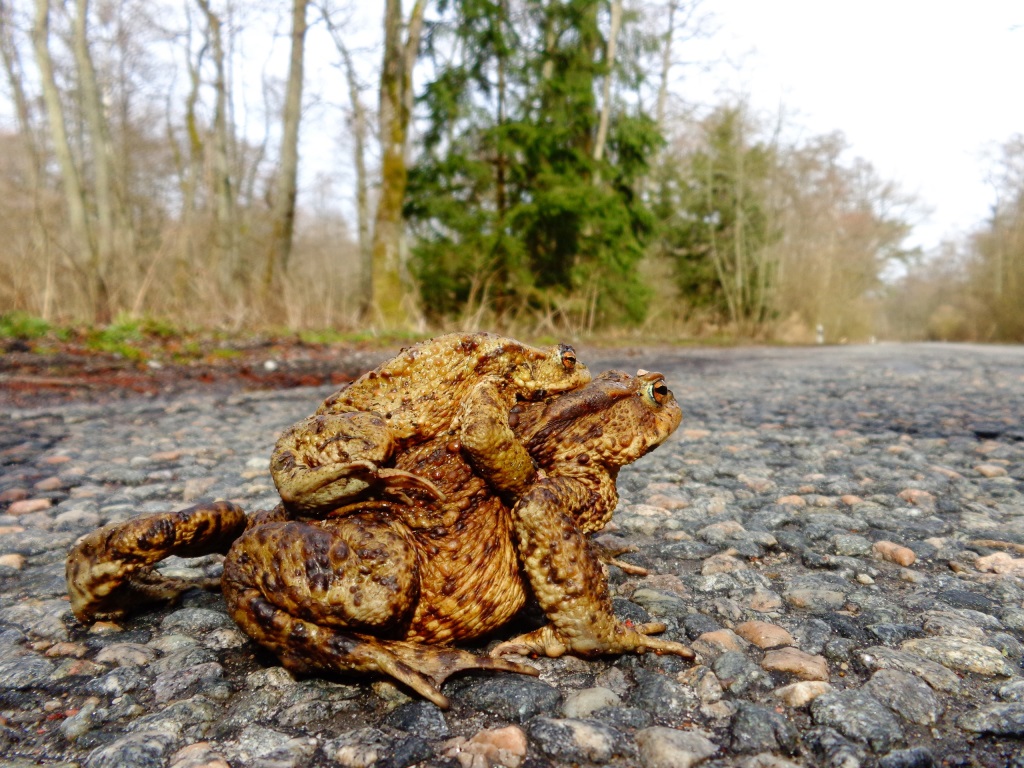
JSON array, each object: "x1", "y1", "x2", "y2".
[{"x1": 1, "y1": 342, "x2": 1023, "y2": 767}]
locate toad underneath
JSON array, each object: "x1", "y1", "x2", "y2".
[{"x1": 67, "y1": 370, "x2": 692, "y2": 707}]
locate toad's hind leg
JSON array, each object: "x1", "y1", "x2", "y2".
[
  {"x1": 222, "y1": 514, "x2": 537, "y2": 707},
  {"x1": 66, "y1": 501, "x2": 247, "y2": 623}
]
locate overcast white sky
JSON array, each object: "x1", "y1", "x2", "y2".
[{"x1": 682, "y1": 0, "x2": 1024, "y2": 252}]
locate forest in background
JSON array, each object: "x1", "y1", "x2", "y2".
[{"x1": 0, "y1": 0, "x2": 1021, "y2": 342}]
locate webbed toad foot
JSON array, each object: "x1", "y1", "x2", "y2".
[
  {"x1": 363, "y1": 640, "x2": 540, "y2": 709},
  {"x1": 490, "y1": 622, "x2": 695, "y2": 661}
]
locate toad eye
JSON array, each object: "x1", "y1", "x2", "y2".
[
  {"x1": 559, "y1": 346, "x2": 577, "y2": 370},
  {"x1": 646, "y1": 378, "x2": 671, "y2": 405}
]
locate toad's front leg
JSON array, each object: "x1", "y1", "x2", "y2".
[
  {"x1": 222, "y1": 512, "x2": 535, "y2": 707},
  {"x1": 493, "y1": 476, "x2": 694, "y2": 661},
  {"x1": 271, "y1": 411, "x2": 442, "y2": 515},
  {"x1": 456, "y1": 376, "x2": 537, "y2": 501},
  {"x1": 66, "y1": 501, "x2": 247, "y2": 622}
]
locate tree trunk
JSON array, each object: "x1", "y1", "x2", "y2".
[
  {"x1": 655, "y1": 0, "x2": 678, "y2": 131},
  {"x1": 1, "y1": 0, "x2": 53, "y2": 315},
  {"x1": 72, "y1": 0, "x2": 125, "y2": 320},
  {"x1": 322, "y1": 7, "x2": 372, "y2": 318},
  {"x1": 370, "y1": 0, "x2": 426, "y2": 328},
  {"x1": 265, "y1": 0, "x2": 308, "y2": 290},
  {"x1": 196, "y1": 0, "x2": 239, "y2": 292},
  {"x1": 31, "y1": 0, "x2": 109, "y2": 320},
  {"x1": 592, "y1": 0, "x2": 622, "y2": 164}
]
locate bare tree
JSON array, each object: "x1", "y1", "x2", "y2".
[
  {"x1": 0, "y1": 0, "x2": 53, "y2": 315},
  {"x1": 321, "y1": 3, "x2": 373, "y2": 317},
  {"x1": 265, "y1": 0, "x2": 309, "y2": 290},
  {"x1": 31, "y1": 0, "x2": 111, "y2": 319},
  {"x1": 371, "y1": 0, "x2": 426, "y2": 327},
  {"x1": 195, "y1": 0, "x2": 239, "y2": 291}
]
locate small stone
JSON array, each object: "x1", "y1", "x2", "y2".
[
  {"x1": 33, "y1": 476, "x2": 65, "y2": 492},
  {"x1": 878, "y1": 747, "x2": 936, "y2": 768},
  {"x1": 735, "y1": 621, "x2": 795, "y2": 649},
  {"x1": 528, "y1": 717, "x2": 622, "y2": 764},
  {"x1": 713, "y1": 651, "x2": 769, "y2": 694},
  {"x1": 384, "y1": 700, "x2": 449, "y2": 740},
  {"x1": 897, "y1": 489, "x2": 934, "y2": 507},
  {"x1": 841, "y1": 495, "x2": 864, "y2": 506},
  {"x1": 773, "y1": 681, "x2": 833, "y2": 708},
  {"x1": 865, "y1": 669, "x2": 944, "y2": 725},
  {"x1": 60, "y1": 696, "x2": 100, "y2": 740},
  {"x1": 783, "y1": 589, "x2": 847, "y2": 612},
  {"x1": 151, "y1": 663, "x2": 224, "y2": 708},
  {"x1": 702, "y1": 553, "x2": 747, "y2": 575},
  {"x1": 901, "y1": 636, "x2": 1014, "y2": 676},
  {"x1": 646, "y1": 493, "x2": 690, "y2": 510},
  {"x1": 761, "y1": 647, "x2": 829, "y2": 681},
  {"x1": 0, "y1": 553, "x2": 26, "y2": 570},
  {"x1": 805, "y1": 726, "x2": 867, "y2": 768},
  {"x1": 748, "y1": 590, "x2": 784, "y2": 612},
  {"x1": 84, "y1": 730, "x2": 178, "y2": 768},
  {"x1": 45, "y1": 641, "x2": 89, "y2": 658},
  {"x1": 833, "y1": 534, "x2": 873, "y2": 557},
  {"x1": 975, "y1": 552, "x2": 1024, "y2": 574},
  {"x1": 0, "y1": 487, "x2": 30, "y2": 502},
  {"x1": 777, "y1": 495, "x2": 807, "y2": 507},
  {"x1": 0, "y1": 654, "x2": 55, "y2": 689},
  {"x1": 443, "y1": 725, "x2": 527, "y2": 768},
  {"x1": 183, "y1": 477, "x2": 217, "y2": 502},
  {"x1": 857, "y1": 647, "x2": 961, "y2": 693},
  {"x1": 958, "y1": 702, "x2": 1024, "y2": 735},
  {"x1": 920, "y1": 611, "x2": 986, "y2": 641},
  {"x1": 7, "y1": 498, "x2": 52, "y2": 515},
  {"x1": 168, "y1": 741, "x2": 231, "y2": 768},
  {"x1": 811, "y1": 688, "x2": 905, "y2": 752},
  {"x1": 631, "y1": 668, "x2": 699, "y2": 717},
  {"x1": 678, "y1": 665, "x2": 724, "y2": 705},
  {"x1": 562, "y1": 686, "x2": 621, "y2": 719},
  {"x1": 635, "y1": 727, "x2": 718, "y2": 768},
  {"x1": 873, "y1": 541, "x2": 916, "y2": 567},
  {"x1": 695, "y1": 629, "x2": 748, "y2": 654},
  {"x1": 729, "y1": 702, "x2": 800, "y2": 755},
  {"x1": 461, "y1": 675, "x2": 561, "y2": 723},
  {"x1": 975, "y1": 464, "x2": 1008, "y2": 478},
  {"x1": 740, "y1": 755, "x2": 803, "y2": 768}
]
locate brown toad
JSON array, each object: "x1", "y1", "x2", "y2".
[
  {"x1": 66, "y1": 369, "x2": 691, "y2": 707},
  {"x1": 271, "y1": 332, "x2": 591, "y2": 514},
  {"x1": 223, "y1": 370, "x2": 692, "y2": 706}
]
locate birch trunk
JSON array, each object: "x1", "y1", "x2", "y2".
[{"x1": 592, "y1": 0, "x2": 622, "y2": 164}]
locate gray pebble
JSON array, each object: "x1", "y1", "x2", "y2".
[
  {"x1": 629, "y1": 668, "x2": 698, "y2": 719},
  {"x1": 84, "y1": 730, "x2": 178, "y2": 768},
  {"x1": 458, "y1": 675, "x2": 561, "y2": 723},
  {"x1": 635, "y1": 726, "x2": 718, "y2": 768},
  {"x1": 811, "y1": 688, "x2": 904, "y2": 752},
  {"x1": 729, "y1": 702, "x2": 801, "y2": 755},
  {"x1": 958, "y1": 702, "x2": 1024, "y2": 735},
  {"x1": 528, "y1": 717, "x2": 625, "y2": 763},
  {"x1": 0, "y1": 654, "x2": 54, "y2": 689},
  {"x1": 865, "y1": 669, "x2": 944, "y2": 725}
]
